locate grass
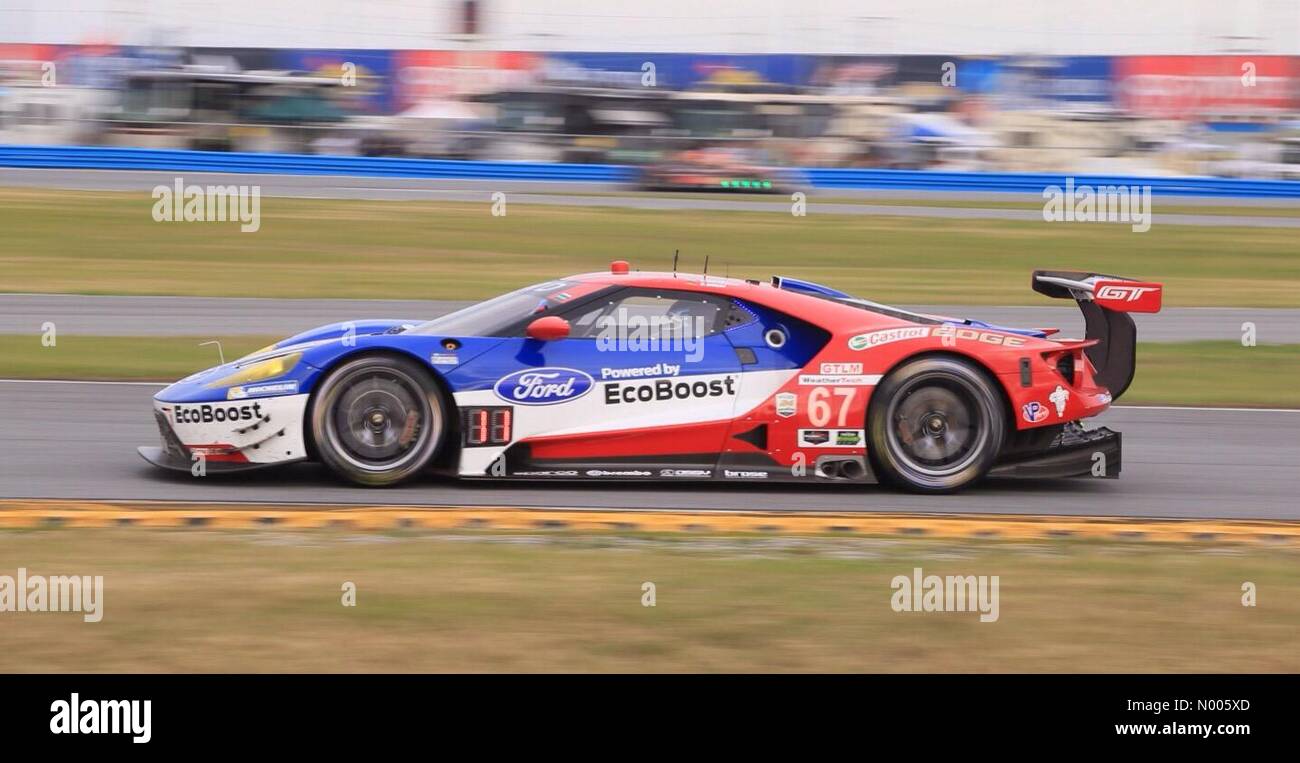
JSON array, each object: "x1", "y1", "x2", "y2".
[
  {"x1": 595, "y1": 191, "x2": 1300, "y2": 217},
  {"x1": 805, "y1": 197, "x2": 1300, "y2": 217},
  {"x1": 2, "y1": 335, "x2": 1295, "y2": 407},
  {"x1": 2, "y1": 187, "x2": 1299, "y2": 307},
  {"x1": 1125, "y1": 342, "x2": 1300, "y2": 407},
  {"x1": 0, "y1": 528, "x2": 1294, "y2": 673},
  {"x1": 0, "y1": 335, "x2": 282, "y2": 381}
]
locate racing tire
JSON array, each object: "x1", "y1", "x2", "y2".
[
  {"x1": 310, "y1": 354, "x2": 448, "y2": 487},
  {"x1": 867, "y1": 356, "x2": 1005, "y2": 493}
]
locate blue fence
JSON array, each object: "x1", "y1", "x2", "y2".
[{"x1": 3, "y1": 145, "x2": 1299, "y2": 198}]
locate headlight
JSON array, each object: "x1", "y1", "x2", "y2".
[
  {"x1": 237, "y1": 343, "x2": 279, "y2": 362},
  {"x1": 206, "y1": 352, "x2": 301, "y2": 389}
]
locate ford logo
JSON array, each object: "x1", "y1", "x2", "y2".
[{"x1": 494, "y1": 367, "x2": 593, "y2": 406}]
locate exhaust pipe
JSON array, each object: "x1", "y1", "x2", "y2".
[
  {"x1": 839, "y1": 459, "x2": 865, "y2": 480},
  {"x1": 815, "y1": 456, "x2": 867, "y2": 481}
]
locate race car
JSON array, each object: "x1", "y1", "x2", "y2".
[
  {"x1": 139, "y1": 264, "x2": 1162, "y2": 493},
  {"x1": 637, "y1": 147, "x2": 807, "y2": 193}
]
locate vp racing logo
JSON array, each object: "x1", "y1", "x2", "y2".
[{"x1": 494, "y1": 367, "x2": 593, "y2": 406}]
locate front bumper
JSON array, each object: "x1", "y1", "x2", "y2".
[
  {"x1": 137, "y1": 446, "x2": 291, "y2": 474},
  {"x1": 989, "y1": 422, "x2": 1121, "y2": 480},
  {"x1": 142, "y1": 394, "x2": 311, "y2": 473}
]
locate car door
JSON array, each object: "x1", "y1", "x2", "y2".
[{"x1": 488, "y1": 287, "x2": 743, "y2": 475}]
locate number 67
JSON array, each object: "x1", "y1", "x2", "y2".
[{"x1": 808, "y1": 387, "x2": 855, "y2": 427}]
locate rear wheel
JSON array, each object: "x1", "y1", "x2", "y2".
[
  {"x1": 867, "y1": 356, "x2": 1005, "y2": 493},
  {"x1": 310, "y1": 354, "x2": 447, "y2": 487}
]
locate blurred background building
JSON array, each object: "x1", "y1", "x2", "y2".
[{"x1": 2, "y1": 0, "x2": 1299, "y2": 179}]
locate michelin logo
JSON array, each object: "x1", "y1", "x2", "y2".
[{"x1": 227, "y1": 381, "x2": 298, "y2": 400}]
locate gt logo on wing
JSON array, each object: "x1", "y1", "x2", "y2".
[
  {"x1": 1096, "y1": 285, "x2": 1155, "y2": 301},
  {"x1": 1093, "y1": 281, "x2": 1162, "y2": 313}
]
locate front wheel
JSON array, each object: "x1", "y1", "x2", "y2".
[
  {"x1": 310, "y1": 354, "x2": 447, "y2": 487},
  {"x1": 867, "y1": 356, "x2": 1005, "y2": 493}
]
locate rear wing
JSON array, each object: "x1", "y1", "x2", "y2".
[{"x1": 1032, "y1": 270, "x2": 1163, "y2": 401}]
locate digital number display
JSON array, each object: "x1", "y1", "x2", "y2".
[{"x1": 463, "y1": 406, "x2": 513, "y2": 447}]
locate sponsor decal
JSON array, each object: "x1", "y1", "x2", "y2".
[
  {"x1": 430, "y1": 353, "x2": 459, "y2": 365},
  {"x1": 798, "y1": 428, "x2": 864, "y2": 448},
  {"x1": 600, "y1": 362, "x2": 681, "y2": 380},
  {"x1": 1049, "y1": 385, "x2": 1070, "y2": 417},
  {"x1": 723, "y1": 469, "x2": 768, "y2": 479},
  {"x1": 494, "y1": 368, "x2": 593, "y2": 406},
  {"x1": 848, "y1": 327, "x2": 930, "y2": 350},
  {"x1": 552, "y1": 292, "x2": 573, "y2": 302},
  {"x1": 1093, "y1": 281, "x2": 1162, "y2": 312},
  {"x1": 798, "y1": 374, "x2": 881, "y2": 386},
  {"x1": 1021, "y1": 401, "x2": 1049, "y2": 423},
  {"x1": 1096, "y1": 392, "x2": 1113, "y2": 405},
  {"x1": 513, "y1": 470, "x2": 580, "y2": 477},
  {"x1": 227, "y1": 381, "x2": 298, "y2": 400},
  {"x1": 604, "y1": 375, "x2": 736, "y2": 405},
  {"x1": 800, "y1": 429, "x2": 830, "y2": 445},
  {"x1": 933, "y1": 326, "x2": 1028, "y2": 347},
  {"x1": 659, "y1": 469, "x2": 712, "y2": 478},
  {"x1": 1096, "y1": 284, "x2": 1156, "y2": 302},
  {"x1": 775, "y1": 392, "x2": 797, "y2": 418},
  {"x1": 171, "y1": 402, "x2": 264, "y2": 425},
  {"x1": 820, "y1": 362, "x2": 863, "y2": 375},
  {"x1": 586, "y1": 469, "x2": 653, "y2": 477}
]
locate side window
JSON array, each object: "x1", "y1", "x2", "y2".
[{"x1": 564, "y1": 289, "x2": 730, "y2": 340}]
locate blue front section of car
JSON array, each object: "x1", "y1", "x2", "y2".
[
  {"x1": 153, "y1": 327, "x2": 508, "y2": 404},
  {"x1": 153, "y1": 293, "x2": 827, "y2": 407},
  {"x1": 269, "y1": 319, "x2": 420, "y2": 350}
]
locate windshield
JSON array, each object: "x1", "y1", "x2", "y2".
[{"x1": 409, "y1": 280, "x2": 599, "y2": 337}]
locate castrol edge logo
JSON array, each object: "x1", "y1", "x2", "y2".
[{"x1": 850, "y1": 326, "x2": 1027, "y2": 350}]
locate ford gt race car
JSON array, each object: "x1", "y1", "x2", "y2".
[{"x1": 140, "y1": 264, "x2": 1162, "y2": 493}]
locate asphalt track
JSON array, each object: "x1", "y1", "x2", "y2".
[
  {"x1": 5, "y1": 294, "x2": 1297, "y2": 342},
  {"x1": 1, "y1": 380, "x2": 1296, "y2": 520},
  {"x1": 3, "y1": 168, "x2": 1299, "y2": 227}
]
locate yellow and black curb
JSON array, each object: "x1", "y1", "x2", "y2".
[{"x1": 0, "y1": 500, "x2": 1297, "y2": 545}]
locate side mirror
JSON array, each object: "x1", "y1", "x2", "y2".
[{"x1": 525, "y1": 316, "x2": 570, "y2": 341}]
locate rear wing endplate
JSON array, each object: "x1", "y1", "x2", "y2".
[{"x1": 1032, "y1": 270, "x2": 1163, "y2": 401}]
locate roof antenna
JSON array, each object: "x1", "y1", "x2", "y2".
[
  {"x1": 199, "y1": 340, "x2": 225, "y2": 366},
  {"x1": 672, "y1": 249, "x2": 679, "y2": 278},
  {"x1": 703, "y1": 255, "x2": 710, "y2": 276}
]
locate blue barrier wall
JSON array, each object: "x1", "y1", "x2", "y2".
[{"x1": 3, "y1": 145, "x2": 1299, "y2": 198}]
